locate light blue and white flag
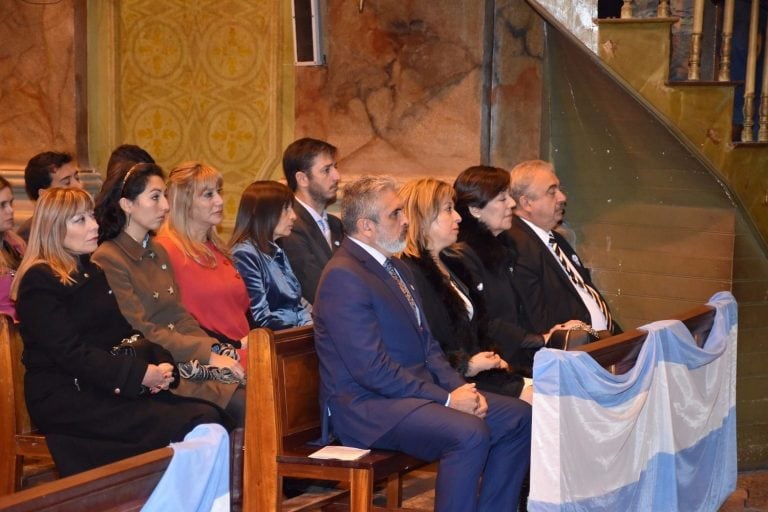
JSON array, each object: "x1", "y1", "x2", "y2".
[
  {"x1": 529, "y1": 291, "x2": 737, "y2": 512},
  {"x1": 143, "y1": 423, "x2": 230, "y2": 512}
]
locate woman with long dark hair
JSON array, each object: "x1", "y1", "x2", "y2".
[
  {"x1": 92, "y1": 162, "x2": 246, "y2": 426},
  {"x1": 229, "y1": 181, "x2": 312, "y2": 329}
]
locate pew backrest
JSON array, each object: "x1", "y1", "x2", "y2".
[
  {"x1": 576, "y1": 304, "x2": 716, "y2": 373},
  {"x1": 0, "y1": 447, "x2": 172, "y2": 512}
]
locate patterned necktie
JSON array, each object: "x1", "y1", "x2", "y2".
[
  {"x1": 384, "y1": 259, "x2": 421, "y2": 325},
  {"x1": 317, "y1": 217, "x2": 332, "y2": 247},
  {"x1": 548, "y1": 233, "x2": 613, "y2": 331}
]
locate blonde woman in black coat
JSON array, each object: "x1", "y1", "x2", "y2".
[
  {"x1": 399, "y1": 178, "x2": 529, "y2": 400},
  {"x1": 12, "y1": 188, "x2": 226, "y2": 476}
]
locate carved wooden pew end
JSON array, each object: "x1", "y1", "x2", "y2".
[
  {"x1": 244, "y1": 326, "x2": 427, "y2": 511},
  {"x1": 0, "y1": 315, "x2": 54, "y2": 495}
]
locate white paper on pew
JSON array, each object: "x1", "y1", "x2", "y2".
[{"x1": 309, "y1": 445, "x2": 371, "y2": 461}]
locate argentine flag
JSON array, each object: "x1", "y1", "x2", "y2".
[
  {"x1": 143, "y1": 423, "x2": 231, "y2": 512},
  {"x1": 529, "y1": 291, "x2": 737, "y2": 511}
]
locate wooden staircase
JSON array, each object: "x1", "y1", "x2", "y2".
[
  {"x1": 526, "y1": 0, "x2": 768, "y2": 470},
  {"x1": 596, "y1": 16, "x2": 768, "y2": 246}
]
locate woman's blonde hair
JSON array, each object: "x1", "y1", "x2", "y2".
[
  {"x1": 399, "y1": 178, "x2": 456, "y2": 258},
  {"x1": 160, "y1": 161, "x2": 228, "y2": 267},
  {"x1": 11, "y1": 188, "x2": 95, "y2": 298}
]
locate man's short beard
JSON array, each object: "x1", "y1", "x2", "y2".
[
  {"x1": 308, "y1": 183, "x2": 337, "y2": 207},
  {"x1": 377, "y1": 234, "x2": 406, "y2": 254}
]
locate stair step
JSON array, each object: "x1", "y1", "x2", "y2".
[
  {"x1": 667, "y1": 80, "x2": 742, "y2": 87},
  {"x1": 595, "y1": 17, "x2": 679, "y2": 25}
]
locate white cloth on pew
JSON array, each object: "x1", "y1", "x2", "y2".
[
  {"x1": 529, "y1": 291, "x2": 737, "y2": 511},
  {"x1": 142, "y1": 423, "x2": 230, "y2": 512}
]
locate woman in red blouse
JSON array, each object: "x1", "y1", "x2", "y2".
[{"x1": 156, "y1": 162, "x2": 250, "y2": 349}]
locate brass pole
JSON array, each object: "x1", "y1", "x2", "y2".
[
  {"x1": 742, "y1": 0, "x2": 760, "y2": 142},
  {"x1": 718, "y1": 0, "x2": 735, "y2": 81},
  {"x1": 688, "y1": 0, "x2": 706, "y2": 80}
]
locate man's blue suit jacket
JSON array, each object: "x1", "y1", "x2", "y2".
[{"x1": 313, "y1": 239, "x2": 466, "y2": 448}]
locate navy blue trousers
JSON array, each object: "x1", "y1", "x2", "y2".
[{"x1": 372, "y1": 391, "x2": 531, "y2": 512}]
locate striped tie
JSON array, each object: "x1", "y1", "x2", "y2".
[
  {"x1": 384, "y1": 259, "x2": 421, "y2": 325},
  {"x1": 548, "y1": 233, "x2": 613, "y2": 331}
]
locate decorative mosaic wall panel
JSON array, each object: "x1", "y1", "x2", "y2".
[{"x1": 118, "y1": 0, "x2": 284, "y2": 224}]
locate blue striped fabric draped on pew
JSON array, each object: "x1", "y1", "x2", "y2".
[{"x1": 529, "y1": 291, "x2": 737, "y2": 511}]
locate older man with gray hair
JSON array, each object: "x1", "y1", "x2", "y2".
[
  {"x1": 508, "y1": 159, "x2": 620, "y2": 336},
  {"x1": 313, "y1": 175, "x2": 531, "y2": 512}
]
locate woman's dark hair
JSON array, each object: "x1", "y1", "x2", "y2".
[
  {"x1": 453, "y1": 166, "x2": 510, "y2": 216},
  {"x1": 229, "y1": 181, "x2": 293, "y2": 254},
  {"x1": 453, "y1": 166, "x2": 510, "y2": 228},
  {"x1": 106, "y1": 144, "x2": 156, "y2": 181},
  {"x1": 95, "y1": 162, "x2": 165, "y2": 243}
]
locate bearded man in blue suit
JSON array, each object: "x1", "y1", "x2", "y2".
[{"x1": 313, "y1": 176, "x2": 532, "y2": 512}]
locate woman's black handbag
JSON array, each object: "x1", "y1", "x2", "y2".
[{"x1": 547, "y1": 324, "x2": 610, "y2": 350}]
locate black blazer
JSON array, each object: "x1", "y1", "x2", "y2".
[
  {"x1": 507, "y1": 215, "x2": 620, "y2": 335},
  {"x1": 278, "y1": 201, "x2": 343, "y2": 304},
  {"x1": 400, "y1": 252, "x2": 524, "y2": 397},
  {"x1": 442, "y1": 219, "x2": 544, "y2": 375}
]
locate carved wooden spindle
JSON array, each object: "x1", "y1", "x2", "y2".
[
  {"x1": 621, "y1": 0, "x2": 633, "y2": 19},
  {"x1": 688, "y1": 0, "x2": 706, "y2": 80},
  {"x1": 759, "y1": 25, "x2": 768, "y2": 140},
  {"x1": 657, "y1": 0, "x2": 670, "y2": 17},
  {"x1": 718, "y1": 0, "x2": 735, "y2": 81},
  {"x1": 742, "y1": 0, "x2": 760, "y2": 142}
]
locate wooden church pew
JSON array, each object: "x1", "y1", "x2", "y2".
[
  {"x1": 244, "y1": 325, "x2": 427, "y2": 512},
  {"x1": 0, "y1": 315, "x2": 53, "y2": 495},
  {"x1": 576, "y1": 304, "x2": 716, "y2": 373},
  {"x1": 0, "y1": 447, "x2": 172, "y2": 512}
]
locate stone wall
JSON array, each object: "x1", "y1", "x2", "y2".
[
  {"x1": 294, "y1": 0, "x2": 544, "y2": 182},
  {"x1": 0, "y1": 0, "x2": 84, "y2": 171}
]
